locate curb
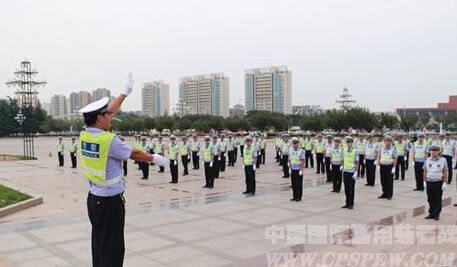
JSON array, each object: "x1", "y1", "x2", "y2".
[{"x1": 0, "y1": 196, "x2": 43, "y2": 218}]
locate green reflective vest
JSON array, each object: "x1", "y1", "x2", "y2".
[
  {"x1": 181, "y1": 143, "x2": 189, "y2": 155},
  {"x1": 315, "y1": 140, "x2": 324, "y2": 153},
  {"x1": 290, "y1": 148, "x2": 303, "y2": 165},
  {"x1": 191, "y1": 141, "x2": 199, "y2": 152},
  {"x1": 395, "y1": 142, "x2": 405, "y2": 156},
  {"x1": 57, "y1": 143, "x2": 64, "y2": 152},
  {"x1": 155, "y1": 142, "x2": 163, "y2": 154},
  {"x1": 79, "y1": 130, "x2": 121, "y2": 187},
  {"x1": 243, "y1": 146, "x2": 254, "y2": 165},
  {"x1": 168, "y1": 144, "x2": 178, "y2": 159},
  {"x1": 305, "y1": 140, "x2": 313, "y2": 151},
  {"x1": 380, "y1": 147, "x2": 394, "y2": 165},
  {"x1": 343, "y1": 148, "x2": 356, "y2": 171},
  {"x1": 69, "y1": 143, "x2": 77, "y2": 153},
  {"x1": 203, "y1": 144, "x2": 212, "y2": 162}
]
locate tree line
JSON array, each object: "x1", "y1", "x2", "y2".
[{"x1": 0, "y1": 98, "x2": 456, "y2": 137}]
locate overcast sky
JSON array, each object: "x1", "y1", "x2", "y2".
[{"x1": 1, "y1": 0, "x2": 456, "y2": 112}]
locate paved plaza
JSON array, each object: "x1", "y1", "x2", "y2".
[{"x1": 0, "y1": 137, "x2": 456, "y2": 267}]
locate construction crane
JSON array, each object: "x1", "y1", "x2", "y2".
[{"x1": 335, "y1": 87, "x2": 356, "y2": 110}]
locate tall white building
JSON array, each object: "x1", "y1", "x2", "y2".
[
  {"x1": 68, "y1": 91, "x2": 91, "y2": 114},
  {"x1": 179, "y1": 73, "x2": 229, "y2": 117},
  {"x1": 245, "y1": 66, "x2": 292, "y2": 114},
  {"x1": 92, "y1": 88, "x2": 111, "y2": 102},
  {"x1": 50, "y1": 94, "x2": 67, "y2": 118},
  {"x1": 142, "y1": 81, "x2": 170, "y2": 117}
]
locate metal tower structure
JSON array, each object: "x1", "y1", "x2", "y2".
[
  {"x1": 6, "y1": 60, "x2": 47, "y2": 159},
  {"x1": 335, "y1": 87, "x2": 356, "y2": 110}
]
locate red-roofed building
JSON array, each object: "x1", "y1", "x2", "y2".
[{"x1": 396, "y1": 95, "x2": 457, "y2": 117}]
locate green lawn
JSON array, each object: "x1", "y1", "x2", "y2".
[
  {"x1": 0, "y1": 184, "x2": 31, "y2": 208},
  {"x1": 0, "y1": 154, "x2": 37, "y2": 160}
]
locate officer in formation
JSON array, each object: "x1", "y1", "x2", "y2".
[
  {"x1": 69, "y1": 137, "x2": 78, "y2": 168},
  {"x1": 180, "y1": 136, "x2": 191, "y2": 176},
  {"x1": 302, "y1": 133, "x2": 314, "y2": 168},
  {"x1": 355, "y1": 135, "x2": 366, "y2": 178},
  {"x1": 233, "y1": 134, "x2": 240, "y2": 163},
  {"x1": 57, "y1": 137, "x2": 64, "y2": 166},
  {"x1": 154, "y1": 136, "x2": 166, "y2": 172},
  {"x1": 259, "y1": 135, "x2": 267, "y2": 165},
  {"x1": 254, "y1": 134, "x2": 262, "y2": 169},
  {"x1": 219, "y1": 134, "x2": 227, "y2": 172},
  {"x1": 168, "y1": 135, "x2": 179, "y2": 183},
  {"x1": 394, "y1": 134, "x2": 408, "y2": 180},
  {"x1": 191, "y1": 135, "x2": 200, "y2": 169},
  {"x1": 330, "y1": 137, "x2": 344, "y2": 193},
  {"x1": 341, "y1": 136, "x2": 359, "y2": 209},
  {"x1": 412, "y1": 133, "x2": 428, "y2": 191},
  {"x1": 239, "y1": 133, "x2": 245, "y2": 157},
  {"x1": 280, "y1": 134, "x2": 291, "y2": 178},
  {"x1": 78, "y1": 74, "x2": 169, "y2": 267},
  {"x1": 423, "y1": 145, "x2": 449, "y2": 220},
  {"x1": 119, "y1": 136, "x2": 128, "y2": 176},
  {"x1": 202, "y1": 136, "x2": 215, "y2": 188},
  {"x1": 378, "y1": 135, "x2": 398, "y2": 200},
  {"x1": 139, "y1": 136, "x2": 151, "y2": 179},
  {"x1": 227, "y1": 134, "x2": 236, "y2": 167},
  {"x1": 288, "y1": 137, "x2": 305, "y2": 201},
  {"x1": 364, "y1": 134, "x2": 378, "y2": 186},
  {"x1": 314, "y1": 134, "x2": 325, "y2": 174},
  {"x1": 212, "y1": 135, "x2": 221, "y2": 178},
  {"x1": 242, "y1": 135, "x2": 257, "y2": 195},
  {"x1": 275, "y1": 133, "x2": 282, "y2": 164},
  {"x1": 441, "y1": 132, "x2": 455, "y2": 184},
  {"x1": 324, "y1": 135, "x2": 333, "y2": 182}
]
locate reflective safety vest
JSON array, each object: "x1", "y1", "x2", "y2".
[
  {"x1": 380, "y1": 147, "x2": 395, "y2": 165},
  {"x1": 324, "y1": 142, "x2": 333, "y2": 157},
  {"x1": 290, "y1": 148, "x2": 303, "y2": 165},
  {"x1": 343, "y1": 148, "x2": 357, "y2": 171},
  {"x1": 365, "y1": 143, "x2": 377, "y2": 158},
  {"x1": 281, "y1": 141, "x2": 290, "y2": 154},
  {"x1": 57, "y1": 143, "x2": 64, "y2": 152},
  {"x1": 191, "y1": 141, "x2": 199, "y2": 152},
  {"x1": 395, "y1": 142, "x2": 405, "y2": 156},
  {"x1": 168, "y1": 144, "x2": 178, "y2": 159},
  {"x1": 315, "y1": 140, "x2": 324, "y2": 153},
  {"x1": 133, "y1": 140, "x2": 141, "y2": 150},
  {"x1": 275, "y1": 138, "x2": 281, "y2": 147},
  {"x1": 181, "y1": 143, "x2": 189, "y2": 155},
  {"x1": 414, "y1": 143, "x2": 427, "y2": 159},
  {"x1": 79, "y1": 130, "x2": 122, "y2": 187},
  {"x1": 155, "y1": 143, "x2": 163, "y2": 154},
  {"x1": 140, "y1": 143, "x2": 150, "y2": 153},
  {"x1": 260, "y1": 140, "x2": 266, "y2": 149},
  {"x1": 203, "y1": 144, "x2": 212, "y2": 162},
  {"x1": 356, "y1": 140, "x2": 366, "y2": 154},
  {"x1": 219, "y1": 141, "x2": 226, "y2": 152},
  {"x1": 243, "y1": 145, "x2": 254, "y2": 165},
  {"x1": 69, "y1": 143, "x2": 77, "y2": 153},
  {"x1": 305, "y1": 140, "x2": 313, "y2": 151},
  {"x1": 331, "y1": 147, "x2": 343, "y2": 164},
  {"x1": 442, "y1": 140, "x2": 454, "y2": 156}
]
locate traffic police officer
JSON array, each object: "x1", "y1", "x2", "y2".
[
  {"x1": 168, "y1": 135, "x2": 179, "y2": 183},
  {"x1": 423, "y1": 145, "x2": 448, "y2": 220},
  {"x1": 57, "y1": 137, "x2": 64, "y2": 166},
  {"x1": 394, "y1": 135, "x2": 407, "y2": 180},
  {"x1": 356, "y1": 135, "x2": 366, "y2": 178},
  {"x1": 219, "y1": 134, "x2": 227, "y2": 172},
  {"x1": 304, "y1": 133, "x2": 314, "y2": 168},
  {"x1": 364, "y1": 134, "x2": 378, "y2": 186},
  {"x1": 324, "y1": 135, "x2": 333, "y2": 182},
  {"x1": 259, "y1": 136, "x2": 267, "y2": 165},
  {"x1": 212, "y1": 135, "x2": 221, "y2": 178},
  {"x1": 442, "y1": 132, "x2": 455, "y2": 184},
  {"x1": 342, "y1": 136, "x2": 359, "y2": 209},
  {"x1": 412, "y1": 133, "x2": 428, "y2": 191},
  {"x1": 78, "y1": 74, "x2": 169, "y2": 267},
  {"x1": 281, "y1": 134, "x2": 291, "y2": 178},
  {"x1": 289, "y1": 137, "x2": 305, "y2": 201},
  {"x1": 155, "y1": 136, "x2": 166, "y2": 172},
  {"x1": 315, "y1": 134, "x2": 325, "y2": 174},
  {"x1": 180, "y1": 136, "x2": 191, "y2": 176},
  {"x1": 378, "y1": 135, "x2": 398, "y2": 200},
  {"x1": 242, "y1": 135, "x2": 257, "y2": 195},
  {"x1": 69, "y1": 137, "x2": 78, "y2": 168},
  {"x1": 330, "y1": 137, "x2": 344, "y2": 193},
  {"x1": 202, "y1": 136, "x2": 215, "y2": 188},
  {"x1": 227, "y1": 134, "x2": 236, "y2": 167},
  {"x1": 191, "y1": 135, "x2": 200, "y2": 169},
  {"x1": 139, "y1": 136, "x2": 151, "y2": 179}
]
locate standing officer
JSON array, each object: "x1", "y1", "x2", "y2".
[
  {"x1": 289, "y1": 137, "x2": 305, "y2": 201},
  {"x1": 304, "y1": 133, "x2": 314, "y2": 168},
  {"x1": 423, "y1": 145, "x2": 448, "y2": 220},
  {"x1": 219, "y1": 134, "x2": 227, "y2": 172},
  {"x1": 259, "y1": 136, "x2": 267, "y2": 165},
  {"x1": 155, "y1": 136, "x2": 166, "y2": 172},
  {"x1": 119, "y1": 136, "x2": 128, "y2": 176},
  {"x1": 275, "y1": 133, "x2": 281, "y2": 163},
  {"x1": 356, "y1": 135, "x2": 366, "y2": 178},
  {"x1": 242, "y1": 135, "x2": 257, "y2": 195},
  {"x1": 364, "y1": 134, "x2": 378, "y2": 186},
  {"x1": 78, "y1": 75, "x2": 169, "y2": 267},
  {"x1": 394, "y1": 135, "x2": 407, "y2": 180},
  {"x1": 139, "y1": 136, "x2": 151, "y2": 179},
  {"x1": 191, "y1": 135, "x2": 200, "y2": 170},
  {"x1": 180, "y1": 136, "x2": 191, "y2": 176},
  {"x1": 324, "y1": 135, "x2": 333, "y2": 182},
  {"x1": 168, "y1": 135, "x2": 179, "y2": 183},
  {"x1": 57, "y1": 137, "x2": 65, "y2": 167},
  {"x1": 254, "y1": 134, "x2": 262, "y2": 169},
  {"x1": 212, "y1": 135, "x2": 221, "y2": 179},
  {"x1": 281, "y1": 134, "x2": 291, "y2": 178},
  {"x1": 234, "y1": 133, "x2": 240, "y2": 163},
  {"x1": 69, "y1": 137, "x2": 78, "y2": 168},
  {"x1": 378, "y1": 135, "x2": 398, "y2": 200},
  {"x1": 227, "y1": 134, "x2": 235, "y2": 167},
  {"x1": 330, "y1": 137, "x2": 344, "y2": 193},
  {"x1": 239, "y1": 133, "x2": 245, "y2": 157},
  {"x1": 412, "y1": 133, "x2": 428, "y2": 191},
  {"x1": 314, "y1": 134, "x2": 325, "y2": 174},
  {"x1": 342, "y1": 136, "x2": 359, "y2": 209},
  {"x1": 202, "y1": 136, "x2": 215, "y2": 188},
  {"x1": 442, "y1": 132, "x2": 455, "y2": 184}
]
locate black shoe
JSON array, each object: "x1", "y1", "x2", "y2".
[
  {"x1": 281, "y1": 176, "x2": 288, "y2": 178},
  {"x1": 378, "y1": 195, "x2": 386, "y2": 199},
  {"x1": 242, "y1": 191, "x2": 249, "y2": 194},
  {"x1": 364, "y1": 184, "x2": 369, "y2": 186},
  {"x1": 250, "y1": 192, "x2": 255, "y2": 195},
  {"x1": 290, "y1": 198, "x2": 296, "y2": 201},
  {"x1": 315, "y1": 172, "x2": 320, "y2": 174},
  {"x1": 425, "y1": 215, "x2": 434, "y2": 219},
  {"x1": 413, "y1": 189, "x2": 421, "y2": 191},
  {"x1": 326, "y1": 180, "x2": 332, "y2": 183},
  {"x1": 295, "y1": 199, "x2": 301, "y2": 202},
  {"x1": 141, "y1": 177, "x2": 148, "y2": 180},
  {"x1": 386, "y1": 197, "x2": 392, "y2": 200},
  {"x1": 209, "y1": 186, "x2": 214, "y2": 189},
  {"x1": 454, "y1": 204, "x2": 457, "y2": 207},
  {"x1": 342, "y1": 205, "x2": 349, "y2": 208},
  {"x1": 331, "y1": 190, "x2": 337, "y2": 192},
  {"x1": 348, "y1": 206, "x2": 353, "y2": 209},
  {"x1": 434, "y1": 216, "x2": 440, "y2": 221},
  {"x1": 169, "y1": 181, "x2": 174, "y2": 183},
  {"x1": 202, "y1": 185, "x2": 209, "y2": 188}
]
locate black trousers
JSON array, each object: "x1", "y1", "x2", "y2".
[
  {"x1": 325, "y1": 157, "x2": 332, "y2": 181},
  {"x1": 192, "y1": 151, "x2": 199, "y2": 169},
  {"x1": 70, "y1": 152, "x2": 77, "y2": 168},
  {"x1": 395, "y1": 156, "x2": 405, "y2": 180},
  {"x1": 316, "y1": 153, "x2": 324, "y2": 173},
  {"x1": 204, "y1": 162, "x2": 214, "y2": 187},
  {"x1": 275, "y1": 148, "x2": 280, "y2": 162},
  {"x1": 181, "y1": 155, "x2": 189, "y2": 175},
  {"x1": 260, "y1": 149, "x2": 266, "y2": 164},
  {"x1": 305, "y1": 150, "x2": 314, "y2": 168},
  {"x1": 332, "y1": 164, "x2": 342, "y2": 192},
  {"x1": 158, "y1": 153, "x2": 165, "y2": 172},
  {"x1": 443, "y1": 155, "x2": 453, "y2": 184},
  {"x1": 244, "y1": 165, "x2": 256, "y2": 194},
  {"x1": 220, "y1": 152, "x2": 226, "y2": 171},
  {"x1": 405, "y1": 151, "x2": 409, "y2": 170},
  {"x1": 282, "y1": 155, "x2": 290, "y2": 177},
  {"x1": 87, "y1": 193, "x2": 125, "y2": 267},
  {"x1": 140, "y1": 161, "x2": 149, "y2": 179},
  {"x1": 365, "y1": 159, "x2": 376, "y2": 186},
  {"x1": 256, "y1": 152, "x2": 261, "y2": 168},
  {"x1": 414, "y1": 162, "x2": 425, "y2": 190},
  {"x1": 380, "y1": 165, "x2": 394, "y2": 198},
  {"x1": 213, "y1": 156, "x2": 220, "y2": 178},
  {"x1": 240, "y1": 145, "x2": 245, "y2": 157},
  {"x1": 170, "y1": 160, "x2": 178, "y2": 182},
  {"x1": 234, "y1": 147, "x2": 238, "y2": 163},
  {"x1": 291, "y1": 169, "x2": 303, "y2": 200},
  {"x1": 343, "y1": 172, "x2": 355, "y2": 206},
  {"x1": 426, "y1": 181, "x2": 443, "y2": 218},
  {"x1": 58, "y1": 152, "x2": 64, "y2": 166},
  {"x1": 227, "y1": 150, "x2": 235, "y2": 166},
  {"x1": 122, "y1": 161, "x2": 127, "y2": 176},
  {"x1": 357, "y1": 154, "x2": 365, "y2": 177}
]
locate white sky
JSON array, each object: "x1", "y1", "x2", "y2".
[{"x1": 1, "y1": 0, "x2": 456, "y2": 112}]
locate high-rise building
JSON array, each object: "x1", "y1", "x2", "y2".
[
  {"x1": 229, "y1": 104, "x2": 245, "y2": 117},
  {"x1": 92, "y1": 88, "x2": 111, "y2": 102},
  {"x1": 179, "y1": 73, "x2": 229, "y2": 117},
  {"x1": 50, "y1": 94, "x2": 67, "y2": 118},
  {"x1": 68, "y1": 91, "x2": 91, "y2": 114},
  {"x1": 245, "y1": 66, "x2": 292, "y2": 114},
  {"x1": 142, "y1": 81, "x2": 170, "y2": 117}
]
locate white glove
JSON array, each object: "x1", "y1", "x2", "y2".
[
  {"x1": 280, "y1": 155, "x2": 283, "y2": 159},
  {"x1": 289, "y1": 168, "x2": 292, "y2": 174},
  {"x1": 197, "y1": 152, "x2": 200, "y2": 157},
  {"x1": 442, "y1": 183, "x2": 447, "y2": 191},
  {"x1": 376, "y1": 165, "x2": 380, "y2": 172},
  {"x1": 423, "y1": 181, "x2": 427, "y2": 189},
  {"x1": 340, "y1": 166, "x2": 343, "y2": 171},
  {"x1": 218, "y1": 157, "x2": 221, "y2": 161},
  {"x1": 412, "y1": 161, "x2": 415, "y2": 166},
  {"x1": 153, "y1": 154, "x2": 169, "y2": 166},
  {"x1": 188, "y1": 155, "x2": 190, "y2": 160},
  {"x1": 121, "y1": 72, "x2": 134, "y2": 96},
  {"x1": 352, "y1": 172, "x2": 358, "y2": 180},
  {"x1": 329, "y1": 165, "x2": 332, "y2": 171},
  {"x1": 210, "y1": 161, "x2": 213, "y2": 167},
  {"x1": 174, "y1": 160, "x2": 178, "y2": 166},
  {"x1": 253, "y1": 165, "x2": 257, "y2": 171},
  {"x1": 391, "y1": 167, "x2": 395, "y2": 174},
  {"x1": 299, "y1": 170, "x2": 303, "y2": 176}
]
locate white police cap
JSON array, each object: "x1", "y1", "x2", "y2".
[{"x1": 79, "y1": 97, "x2": 109, "y2": 114}]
